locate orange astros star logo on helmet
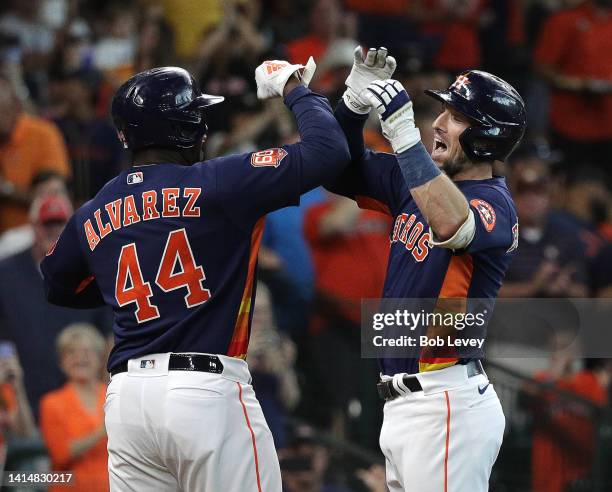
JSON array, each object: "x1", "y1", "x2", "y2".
[{"x1": 451, "y1": 74, "x2": 471, "y2": 93}]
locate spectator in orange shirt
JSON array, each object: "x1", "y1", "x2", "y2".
[
  {"x1": 534, "y1": 1, "x2": 612, "y2": 175},
  {"x1": 305, "y1": 193, "x2": 391, "y2": 327},
  {"x1": 0, "y1": 77, "x2": 71, "y2": 233},
  {"x1": 40, "y1": 324, "x2": 108, "y2": 492}
]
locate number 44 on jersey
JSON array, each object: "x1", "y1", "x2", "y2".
[{"x1": 115, "y1": 228, "x2": 211, "y2": 323}]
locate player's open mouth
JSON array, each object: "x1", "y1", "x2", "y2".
[{"x1": 434, "y1": 138, "x2": 447, "y2": 152}]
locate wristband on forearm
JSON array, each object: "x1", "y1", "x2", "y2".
[{"x1": 396, "y1": 142, "x2": 441, "y2": 189}]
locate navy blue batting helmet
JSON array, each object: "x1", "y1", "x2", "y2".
[
  {"x1": 425, "y1": 70, "x2": 526, "y2": 162},
  {"x1": 111, "y1": 67, "x2": 224, "y2": 151}
]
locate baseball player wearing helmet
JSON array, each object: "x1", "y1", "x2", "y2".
[
  {"x1": 40, "y1": 59, "x2": 349, "y2": 491},
  {"x1": 329, "y1": 47, "x2": 526, "y2": 491}
]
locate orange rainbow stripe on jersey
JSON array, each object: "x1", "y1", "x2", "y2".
[
  {"x1": 227, "y1": 217, "x2": 266, "y2": 359},
  {"x1": 419, "y1": 254, "x2": 474, "y2": 372}
]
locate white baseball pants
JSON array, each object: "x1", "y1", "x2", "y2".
[
  {"x1": 379, "y1": 364, "x2": 505, "y2": 492},
  {"x1": 104, "y1": 353, "x2": 282, "y2": 492}
]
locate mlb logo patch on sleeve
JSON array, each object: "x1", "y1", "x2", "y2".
[
  {"x1": 127, "y1": 172, "x2": 144, "y2": 185},
  {"x1": 470, "y1": 199, "x2": 496, "y2": 232},
  {"x1": 251, "y1": 148, "x2": 288, "y2": 168}
]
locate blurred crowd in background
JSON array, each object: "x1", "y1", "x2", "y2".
[{"x1": 0, "y1": 0, "x2": 611, "y2": 491}]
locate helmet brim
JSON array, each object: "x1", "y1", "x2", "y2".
[
  {"x1": 424, "y1": 89, "x2": 489, "y2": 127},
  {"x1": 186, "y1": 94, "x2": 225, "y2": 109}
]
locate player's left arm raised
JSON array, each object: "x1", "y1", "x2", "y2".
[
  {"x1": 209, "y1": 57, "x2": 350, "y2": 227},
  {"x1": 41, "y1": 214, "x2": 105, "y2": 308},
  {"x1": 363, "y1": 79, "x2": 473, "y2": 247}
]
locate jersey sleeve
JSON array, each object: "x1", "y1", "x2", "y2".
[
  {"x1": 464, "y1": 186, "x2": 518, "y2": 254},
  {"x1": 207, "y1": 86, "x2": 350, "y2": 228},
  {"x1": 40, "y1": 214, "x2": 105, "y2": 308},
  {"x1": 326, "y1": 100, "x2": 408, "y2": 216}
]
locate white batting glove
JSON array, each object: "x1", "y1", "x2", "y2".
[
  {"x1": 343, "y1": 46, "x2": 397, "y2": 114},
  {"x1": 255, "y1": 57, "x2": 317, "y2": 100},
  {"x1": 363, "y1": 79, "x2": 421, "y2": 153}
]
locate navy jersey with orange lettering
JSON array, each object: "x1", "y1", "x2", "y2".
[
  {"x1": 332, "y1": 101, "x2": 518, "y2": 376},
  {"x1": 41, "y1": 86, "x2": 349, "y2": 372}
]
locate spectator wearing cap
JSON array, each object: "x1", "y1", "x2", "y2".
[
  {"x1": 0, "y1": 195, "x2": 111, "y2": 417},
  {"x1": 500, "y1": 155, "x2": 588, "y2": 298},
  {"x1": 0, "y1": 77, "x2": 70, "y2": 234},
  {"x1": 534, "y1": 0, "x2": 612, "y2": 174},
  {"x1": 40, "y1": 323, "x2": 108, "y2": 492},
  {"x1": 0, "y1": 171, "x2": 69, "y2": 261}
]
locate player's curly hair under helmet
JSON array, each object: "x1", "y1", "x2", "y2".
[
  {"x1": 111, "y1": 67, "x2": 224, "y2": 153},
  {"x1": 425, "y1": 70, "x2": 527, "y2": 162}
]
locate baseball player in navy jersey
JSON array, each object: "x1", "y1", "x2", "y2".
[
  {"x1": 330, "y1": 47, "x2": 526, "y2": 491},
  {"x1": 40, "y1": 59, "x2": 349, "y2": 491}
]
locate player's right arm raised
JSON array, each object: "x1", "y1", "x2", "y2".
[{"x1": 362, "y1": 79, "x2": 471, "y2": 243}]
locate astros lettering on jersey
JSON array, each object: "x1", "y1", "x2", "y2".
[{"x1": 332, "y1": 102, "x2": 519, "y2": 376}]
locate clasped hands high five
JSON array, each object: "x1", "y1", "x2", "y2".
[{"x1": 254, "y1": 46, "x2": 420, "y2": 152}]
